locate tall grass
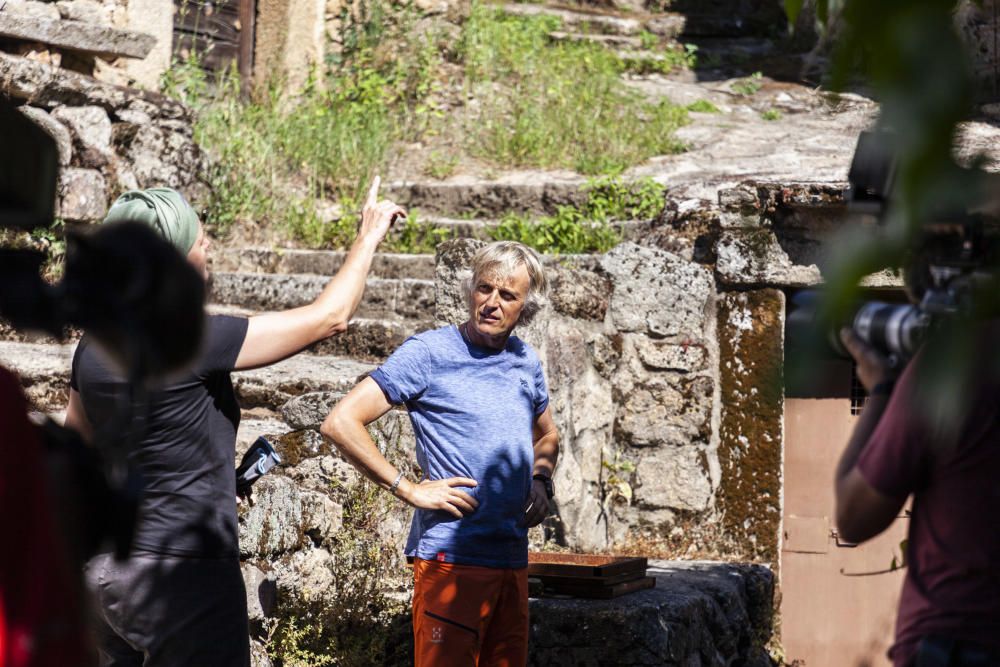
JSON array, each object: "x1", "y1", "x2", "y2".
[
  {"x1": 161, "y1": 0, "x2": 688, "y2": 249},
  {"x1": 458, "y1": 4, "x2": 689, "y2": 175},
  {"x1": 163, "y1": 57, "x2": 403, "y2": 245}
]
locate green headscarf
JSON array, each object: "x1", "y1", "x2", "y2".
[{"x1": 103, "y1": 188, "x2": 200, "y2": 254}]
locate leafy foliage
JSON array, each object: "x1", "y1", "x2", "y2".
[
  {"x1": 686, "y1": 99, "x2": 722, "y2": 113},
  {"x1": 730, "y1": 71, "x2": 764, "y2": 96},
  {"x1": 490, "y1": 177, "x2": 665, "y2": 254},
  {"x1": 164, "y1": 0, "x2": 690, "y2": 250}
]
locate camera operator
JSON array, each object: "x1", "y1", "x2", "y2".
[
  {"x1": 64, "y1": 181, "x2": 404, "y2": 667},
  {"x1": 835, "y1": 323, "x2": 1000, "y2": 667}
]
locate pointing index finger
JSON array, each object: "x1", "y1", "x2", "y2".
[{"x1": 366, "y1": 175, "x2": 381, "y2": 208}]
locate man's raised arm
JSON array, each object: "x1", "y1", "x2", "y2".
[{"x1": 234, "y1": 176, "x2": 405, "y2": 370}]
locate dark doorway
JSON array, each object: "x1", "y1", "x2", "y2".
[{"x1": 173, "y1": 0, "x2": 256, "y2": 88}]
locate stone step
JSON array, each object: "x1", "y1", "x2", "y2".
[
  {"x1": 498, "y1": 3, "x2": 685, "y2": 39},
  {"x1": 210, "y1": 273, "x2": 435, "y2": 321},
  {"x1": 0, "y1": 340, "x2": 374, "y2": 413},
  {"x1": 209, "y1": 306, "x2": 427, "y2": 363},
  {"x1": 0, "y1": 312, "x2": 425, "y2": 364},
  {"x1": 211, "y1": 248, "x2": 437, "y2": 280},
  {"x1": 548, "y1": 31, "x2": 644, "y2": 49},
  {"x1": 0, "y1": 12, "x2": 156, "y2": 60},
  {"x1": 386, "y1": 175, "x2": 589, "y2": 216}
]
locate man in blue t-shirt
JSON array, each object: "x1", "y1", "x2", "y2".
[{"x1": 322, "y1": 240, "x2": 560, "y2": 666}]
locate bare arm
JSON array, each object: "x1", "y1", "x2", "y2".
[
  {"x1": 834, "y1": 329, "x2": 908, "y2": 544},
  {"x1": 524, "y1": 405, "x2": 559, "y2": 528},
  {"x1": 64, "y1": 388, "x2": 93, "y2": 443},
  {"x1": 320, "y1": 377, "x2": 479, "y2": 518},
  {"x1": 234, "y1": 177, "x2": 405, "y2": 370}
]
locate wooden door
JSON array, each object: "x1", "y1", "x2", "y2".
[{"x1": 173, "y1": 0, "x2": 255, "y2": 86}]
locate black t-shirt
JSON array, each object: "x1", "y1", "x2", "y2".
[{"x1": 70, "y1": 315, "x2": 249, "y2": 558}]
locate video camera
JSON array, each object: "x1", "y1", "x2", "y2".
[
  {"x1": 0, "y1": 100, "x2": 206, "y2": 562},
  {"x1": 787, "y1": 130, "x2": 1000, "y2": 368}
]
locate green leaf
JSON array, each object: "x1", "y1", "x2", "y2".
[{"x1": 784, "y1": 0, "x2": 803, "y2": 26}]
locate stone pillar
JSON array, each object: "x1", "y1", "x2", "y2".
[
  {"x1": 716, "y1": 289, "x2": 784, "y2": 564},
  {"x1": 600, "y1": 243, "x2": 717, "y2": 539},
  {"x1": 254, "y1": 0, "x2": 329, "y2": 93},
  {"x1": 122, "y1": 0, "x2": 173, "y2": 90}
]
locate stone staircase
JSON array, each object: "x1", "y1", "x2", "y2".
[{"x1": 0, "y1": 181, "x2": 611, "y2": 423}]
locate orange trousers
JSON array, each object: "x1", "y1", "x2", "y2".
[{"x1": 412, "y1": 558, "x2": 529, "y2": 667}]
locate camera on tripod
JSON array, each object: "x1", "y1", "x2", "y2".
[{"x1": 787, "y1": 130, "x2": 1000, "y2": 368}]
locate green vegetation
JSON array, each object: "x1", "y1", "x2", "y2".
[
  {"x1": 491, "y1": 177, "x2": 665, "y2": 254},
  {"x1": 381, "y1": 214, "x2": 454, "y2": 254},
  {"x1": 760, "y1": 108, "x2": 782, "y2": 121},
  {"x1": 162, "y1": 0, "x2": 445, "y2": 245},
  {"x1": 686, "y1": 99, "x2": 721, "y2": 113},
  {"x1": 621, "y1": 39, "x2": 698, "y2": 76},
  {"x1": 0, "y1": 220, "x2": 66, "y2": 279},
  {"x1": 422, "y1": 150, "x2": 459, "y2": 180},
  {"x1": 731, "y1": 71, "x2": 764, "y2": 96},
  {"x1": 459, "y1": 5, "x2": 688, "y2": 175},
  {"x1": 266, "y1": 429, "x2": 415, "y2": 665},
  {"x1": 163, "y1": 0, "x2": 688, "y2": 250}
]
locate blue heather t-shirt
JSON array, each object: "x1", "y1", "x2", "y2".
[{"x1": 369, "y1": 324, "x2": 549, "y2": 569}]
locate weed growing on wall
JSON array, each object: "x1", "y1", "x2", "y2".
[
  {"x1": 731, "y1": 71, "x2": 764, "y2": 96},
  {"x1": 266, "y1": 426, "x2": 416, "y2": 665},
  {"x1": 491, "y1": 177, "x2": 665, "y2": 254},
  {"x1": 621, "y1": 43, "x2": 698, "y2": 76},
  {"x1": 458, "y1": 3, "x2": 688, "y2": 175},
  {"x1": 686, "y1": 99, "x2": 721, "y2": 113},
  {"x1": 381, "y1": 214, "x2": 454, "y2": 254}
]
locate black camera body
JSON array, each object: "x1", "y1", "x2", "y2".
[
  {"x1": 0, "y1": 99, "x2": 205, "y2": 562},
  {"x1": 789, "y1": 131, "x2": 1000, "y2": 367}
]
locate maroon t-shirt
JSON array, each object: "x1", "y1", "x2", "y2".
[{"x1": 857, "y1": 343, "x2": 1000, "y2": 666}]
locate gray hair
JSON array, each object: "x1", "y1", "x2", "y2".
[{"x1": 462, "y1": 241, "x2": 548, "y2": 325}]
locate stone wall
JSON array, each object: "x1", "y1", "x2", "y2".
[
  {"x1": 435, "y1": 235, "x2": 724, "y2": 556},
  {"x1": 2, "y1": 52, "x2": 205, "y2": 221},
  {"x1": 427, "y1": 181, "x2": 878, "y2": 567}
]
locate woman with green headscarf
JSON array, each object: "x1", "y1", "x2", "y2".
[{"x1": 65, "y1": 178, "x2": 405, "y2": 667}]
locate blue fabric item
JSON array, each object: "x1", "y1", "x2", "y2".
[{"x1": 369, "y1": 325, "x2": 549, "y2": 569}]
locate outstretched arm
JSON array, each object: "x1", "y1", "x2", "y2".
[
  {"x1": 234, "y1": 177, "x2": 406, "y2": 370},
  {"x1": 320, "y1": 377, "x2": 479, "y2": 518}
]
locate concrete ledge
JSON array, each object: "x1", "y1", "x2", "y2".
[
  {"x1": 528, "y1": 561, "x2": 774, "y2": 666},
  {"x1": 0, "y1": 13, "x2": 156, "y2": 59}
]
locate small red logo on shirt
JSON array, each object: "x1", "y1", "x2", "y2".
[{"x1": 436, "y1": 552, "x2": 447, "y2": 562}]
